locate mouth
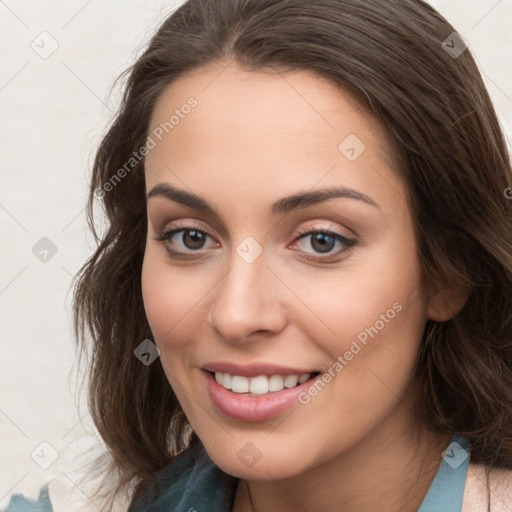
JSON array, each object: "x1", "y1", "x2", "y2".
[
  {"x1": 206, "y1": 370, "x2": 321, "y2": 396},
  {"x1": 202, "y1": 369, "x2": 323, "y2": 422}
]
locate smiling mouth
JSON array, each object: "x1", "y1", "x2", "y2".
[{"x1": 207, "y1": 370, "x2": 321, "y2": 396}]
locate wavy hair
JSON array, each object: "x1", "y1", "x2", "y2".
[{"x1": 72, "y1": 0, "x2": 512, "y2": 508}]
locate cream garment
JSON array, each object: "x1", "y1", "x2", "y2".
[{"x1": 462, "y1": 462, "x2": 512, "y2": 511}]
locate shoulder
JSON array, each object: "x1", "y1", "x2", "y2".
[
  {"x1": 1, "y1": 485, "x2": 53, "y2": 512},
  {"x1": 462, "y1": 462, "x2": 512, "y2": 512}
]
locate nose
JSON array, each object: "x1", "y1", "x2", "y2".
[{"x1": 206, "y1": 249, "x2": 287, "y2": 344}]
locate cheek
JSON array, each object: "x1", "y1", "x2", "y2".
[
  {"x1": 140, "y1": 248, "x2": 205, "y2": 357},
  {"x1": 140, "y1": 249, "x2": 209, "y2": 409},
  {"x1": 289, "y1": 255, "x2": 427, "y2": 457},
  {"x1": 298, "y1": 234, "x2": 428, "y2": 412},
  {"x1": 298, "y1": 236, "x2": 427, "y2": 352}
]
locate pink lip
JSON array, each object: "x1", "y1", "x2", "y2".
[
  {"x1": 201, "y1": 361, "x2": 318, "y2": 378},
  {"x1": 202, "y1": 369, "x2": 321, "y2": 422}
]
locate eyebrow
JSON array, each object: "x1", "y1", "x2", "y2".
[{"x1": 146, "y1": 183, "x2": 380, "y2": 215}]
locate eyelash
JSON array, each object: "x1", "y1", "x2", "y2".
[{"x1": 152, "y1": 223, "x2": 356, "y2": 261}]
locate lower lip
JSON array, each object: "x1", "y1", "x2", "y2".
[{"x1": 203, "y1": 370, "x2": 320, "y2": 422}]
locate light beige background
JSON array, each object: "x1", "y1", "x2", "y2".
[{"x1": 0, "y1": 0, "x2": 511, "y2": 510}]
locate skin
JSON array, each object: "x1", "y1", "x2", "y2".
[{"x1": 141, "y1": 61, "x2": 462, "y2": 512}]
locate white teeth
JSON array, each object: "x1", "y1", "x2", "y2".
[
  {"x1": 223, "y1": 373, "x2": 232, "y2": 390},
  {"x1": 298, "y1": 373, "x2": 310, "y2": 384},
  {"x1": 268, "y1": 375, "x2": 284, "y2": 392},
  {"x1": 214, "y1": 372, "x2": 313, "y2": 395},
  {"x1": 231, "y1": 375, "x2": 249, "y2": 393},
  {"x1": 249, "y1": 375, "x2": 268, "y2": 394},
  {"x1": 283, "y1": 375, "x2": 298, "y2": 388},
  {"x1": 216, "y1": 372, "x2": 234, "y2": 390}
]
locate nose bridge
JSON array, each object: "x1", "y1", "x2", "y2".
[{"x1": 207, "y1": 244, "x2": 286, "y2": 342}]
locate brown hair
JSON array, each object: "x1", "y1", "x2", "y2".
[{"x1": 72, "y1": 0, "x2": 512, "y2": 508}]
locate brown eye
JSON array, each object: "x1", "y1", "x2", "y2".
[
  {"x1": 299, "y1": 231, "x2": 356, "y2": 253},
  {"x1": 294, "y1": 229, "x2": 356, "y2": 258},
  {"x1": 153, "y1": 226, "x2": 218, "y2": 257},
  {"x1": 308, "y1": 233, "x2": 337, "y2": 253},
  {"x1": 180, "y1": 229, "x2": 207, "y2": 250}
]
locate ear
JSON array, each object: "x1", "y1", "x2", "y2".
[{"x1": 426, "y1": 284, "x2": 470, "y2": 322}]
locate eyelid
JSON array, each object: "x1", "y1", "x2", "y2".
[
  {"x1": 153, "y1": 219, "x2": 219, "y2": 243},
  {"x1": 155, "y1": 218, "x2": 354, "y2": 240},
  {"x1": 294, "y1": 220, "x2": 355, "y2": 239},
  {"x1": 154, "y1": 219, "x2": 218, "y2": 240}
]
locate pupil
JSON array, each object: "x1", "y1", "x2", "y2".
[
  {"x1": 184, "y1": 230, "x2": 206, "y2": 249},
  {"x1": 312, "y1": 233, "x2": 334, "y2": 253}
]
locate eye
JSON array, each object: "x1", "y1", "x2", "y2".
[
  {"x1": 291, "y1": 227, "x2": 356, "y2": 260},
  {"x1": 152, "y1": 223, "x2": 356, "y2": 261},
  {"x1": 153, "y1": 225, "x2": 218, "y2": 258}
]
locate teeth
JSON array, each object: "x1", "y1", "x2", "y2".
[
  {"x1": 231, "y1": 375, "x2": 249, "y2": 393},
  {"x1": 298, "y1": 373, "x2": 310, "y2": 384},
  {"x1": 249, "y1": 375, "x2": 268, "y2": 394},
  {"x1": 268, "y1": 375, "x2": 284, "y2": 392},
  {"x1": 214, "y1": 372, "x2": 313, "y2": 395},
  {"x1": 284, "y1": 375, "x2": 298, "y2": 388},
  {"x1": 223, "y1": 373, "x2": 232, "y2": 390}
]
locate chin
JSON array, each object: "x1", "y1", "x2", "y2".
[{"x1": 201, "y1": 437, "x2": 313, "y2": 481}]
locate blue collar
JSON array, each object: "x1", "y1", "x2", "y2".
[
  {"x1": 128, "y1": 434, "x2": 470, "y2": 512},
  {"x1": 418, "y1": 434, "x2": 470, "y2": 511}
]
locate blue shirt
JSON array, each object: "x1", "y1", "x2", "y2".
[{"x1": 2, "y1": 435, "x2": 470, "y2": 512}]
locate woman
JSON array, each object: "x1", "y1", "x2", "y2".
[{"x1": 5, "y1": 0, "x2": 512, "y2": 510}]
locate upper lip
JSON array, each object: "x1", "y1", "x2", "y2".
[{"x1": 201, "y1": 361, "x2": 318, "y2": 378}]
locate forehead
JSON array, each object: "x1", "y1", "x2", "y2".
[
  {"x1": 148, "y1": 62, "x2": 392, "y2": 156},
  {"x1": 144, "y1": 63, "x2": 406, "y2": 214},
  {"x1": 151, "y1": 64, "x2": 364, "y2": 121}
]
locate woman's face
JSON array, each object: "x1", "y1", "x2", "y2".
[{"x1": 141, "y1": 63, "x2": 441, "y2": 479}]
